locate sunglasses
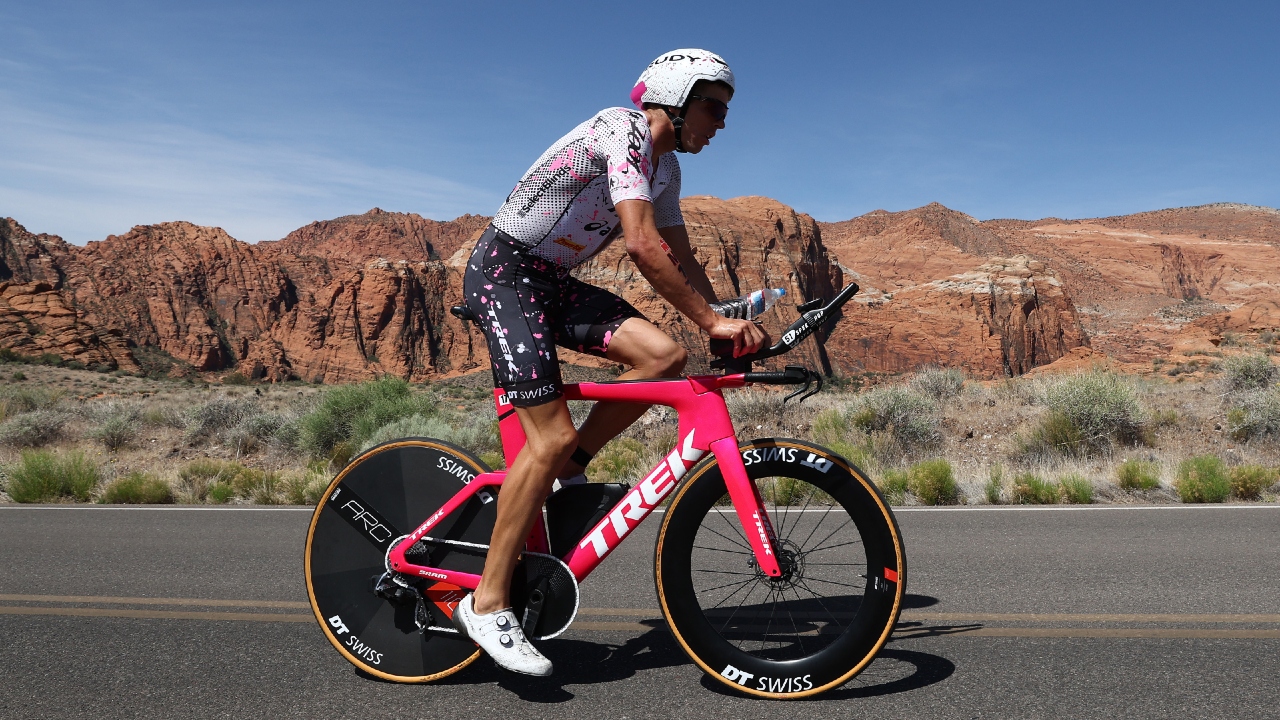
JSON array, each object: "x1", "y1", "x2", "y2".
[{"x1": 687, "y1": 95, "x2": 729, "y2": 122}]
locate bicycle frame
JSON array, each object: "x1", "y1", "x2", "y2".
[{"x1": 385, "y1": 372, "x2": 786, "y2": 591}]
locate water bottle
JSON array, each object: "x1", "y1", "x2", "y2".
[{"x1": 710, "y1": 288, "x2": 787, "y2": 320}]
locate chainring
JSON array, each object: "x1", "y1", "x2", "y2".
[{"x1": 510, "y1": 552, "x2": 579, "y2": 640}]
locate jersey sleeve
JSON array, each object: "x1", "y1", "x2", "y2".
[
  {"x1": 598, "y1": 110, "x2": 656, "y2": 206},
  {"x1": 652, "y1": 153, "x2": 684, "y2": 228}
]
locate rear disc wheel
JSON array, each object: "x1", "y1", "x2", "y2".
[{"x1": 304, "y1": 438, "x2": 496, "y2": 682}]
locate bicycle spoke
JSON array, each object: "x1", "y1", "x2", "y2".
[
  {"x1": 803, "y1": 515, "x2": 855, "y2": 556},
  {"x1": 694, "y1": 568, "x2": 758, "y2": 577},
  {"x1": 698, "y1": 522, "x2": 752, "y2": 553},
  {"x1": 794, "y1": 501, "x2": 837, "y2": 548},
  {"x1": 759, "y1": 585, "x2": 778, "y2": 654},
  {"x1": 780, "y1": 587, "x2": 807, "y2": 656},
  {"x1": 781, "y1": 479, "x2": 818, "y2": 543},
  {"x1": 802, "y1": 576, "x2": 865, "y2": 590},
  {"x1": 701, "y1": 576, "x2": 758, "y2": 602},
  {"x1": 716, "y1": 501, "x2": 755, "y2": 549},
  {"x1": 805, "y1": 538, "x2": 864, "y2": 555},
  {"x1": 693, "y1": 544, "x2": 749, "y2": 555},
  {"x1": 794, "y1": 577, "x2": 846, "y2": 630}
]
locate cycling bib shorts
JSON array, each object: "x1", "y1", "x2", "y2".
[{"x1": 463, "y1": 226, "x2": 644, "y2": 407}]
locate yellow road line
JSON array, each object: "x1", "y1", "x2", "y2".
[
  {"x1": 904, "y1": 612, "x2": 1280, "y2": 624},
  {"x1": 0, "y1": 594, "x2": 308, "y2": 609},
  {"x1": 2, "y1": 605, "x2": 1278, "y2": 638},
  {"x1": 0, "y1": 606, "x2": 312, "y2": 622},
  {"x1": 896, "y1": 627, "x2": 1280, "y2": 639}
]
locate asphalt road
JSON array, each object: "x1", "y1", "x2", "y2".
[{"x1": 2, "y1": 504, "x2": 1278, "y2": 719}]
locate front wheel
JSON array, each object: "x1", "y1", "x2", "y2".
[{"x1": 655, "y1": 438, "x2": 906, "y2": 699}]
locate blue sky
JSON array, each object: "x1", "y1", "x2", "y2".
[{"x1": 2, "y1": 1, "x2": 1277, "y2": 244}]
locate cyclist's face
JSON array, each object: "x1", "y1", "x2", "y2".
[{"x1": 681, "y1": 84, "x2": 731, "y2": 154}]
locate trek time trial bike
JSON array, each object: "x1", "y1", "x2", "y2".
[{"x1": 303, "y1": 282, "x2": 906, "y2": 699}]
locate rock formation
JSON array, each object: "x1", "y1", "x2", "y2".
[{"x1": 4, "y1": 198, "x2": 1272, "y2": 383}]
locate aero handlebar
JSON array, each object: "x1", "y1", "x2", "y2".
[{"x1": 710, "y1": 282, "x2": 859, "y2": 373}]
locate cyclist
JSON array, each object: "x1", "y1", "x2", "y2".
[{"x1": 453, "y1": 49, "x2": 768, "y2": 675}]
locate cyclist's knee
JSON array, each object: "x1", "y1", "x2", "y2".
[{"x1": 659, "y1": 345, "x2": 688, "y2": 377}]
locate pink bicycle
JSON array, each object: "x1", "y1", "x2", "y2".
[{"x1": 304, "y1": 283, "x2": 906, "y2": 699}]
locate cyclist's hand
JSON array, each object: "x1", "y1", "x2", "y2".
[{"x1": 708, "y1": 317, "x2": 770, "y2": 358}]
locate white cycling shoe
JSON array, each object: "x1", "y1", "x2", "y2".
[{"x1": 451, "y1": 594, "x2": 553, "y2": 676}]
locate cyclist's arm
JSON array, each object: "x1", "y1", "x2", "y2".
[
  {"x1": 657, "y1": 223, "x2": 718, "y2": 303},
  {"x1": 617, "y1": 199, "x2": 767, "y2": 355}
]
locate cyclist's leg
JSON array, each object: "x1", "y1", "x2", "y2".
[
  {"x1": 552, "y1": 278, "x2": 686, "y2": 475},
  {"x1": 571, "y1": 318, "x2": 685, "y2": 461},
  {"x1": 471, "y1": 398, "x2": 576, "y2": 615},
  {"x1": 463, "y1": 227, "x2": 580, "y2": 614}
]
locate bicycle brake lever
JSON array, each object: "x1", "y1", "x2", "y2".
[
  {"x1": 798, "y1": 372, "x2": 823, "y2": 403},
  {"x1": 782, "y1": 369, "x2": 824, "y2": 404}
]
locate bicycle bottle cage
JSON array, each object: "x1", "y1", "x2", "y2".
[{"x1": 710, "y1": 282, "x2": 859, "y2": 380}]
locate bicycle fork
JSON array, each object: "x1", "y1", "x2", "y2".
[{"x1": 709, "y1": 437, "x2": 784, "y2": 578}]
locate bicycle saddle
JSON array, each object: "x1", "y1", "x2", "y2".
[{"x1": 450, "y1": 305, "x2": 479, "y2": 324}]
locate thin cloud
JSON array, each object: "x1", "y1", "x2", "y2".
[{"x1": 0, "y1": 98, "x2": 500, "y2": 244}]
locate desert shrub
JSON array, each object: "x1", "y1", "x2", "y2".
[
  {"x1": 176, "y1": 458, "x2": 263, "y2": 503},
  {"x1": 909, "y1": 367, "x2": 966, "y2": 401},
  {"x1": 0, "y1": 409, "x2": 69, "y2": 447},
  {"x1": 184, "y1": 397, "x2": 256, "y2": 445},
  {"x1": 0, "y1": 386, "x2": 64, "y2": 420},
  {"x1": 591, "y1": 437, "x2": 647, "y2": 484},
  {"x1": 1175, "y1": 455, "x2": 1231, "y2": 503},
  {"x1": 242, "y1": 471, "x2": 284, "y2": 504},
  {"x1": 1045, "y1": 371, "x2": 1144, "y2": 448},
  {"x1": 1059, "y1": 473, "x2": 1094, "y2": 504},
  {"x1": 1117, "y1": 458, "x2": 1161, "y2": 491},
  {"x1": 87, "y1": 403, "x2": 144, "y2": 451},
  {"x1": 1012, "y1": 472, "x2": 1058, "y2": 504},
  {"x1": 984, "y1": 465, "x2": 1005, "y2": 504},
  {"x1": 299, "y1": 377, "x2": 441, "y2": 460},
  {"x1": 227, "y1": 412, "x2": 288, "y2": 456},
  {"x1": 222, "y1": 371, "x2": 251, "y2": 385},
  {"x1": 1015, "y1": 411, "x2": 1085, "y2": 460},
  {"x1": 282, "y1": 467, "x2": 330, "y2": 505},
  {"x1": 908, "y1": 458, "x2": 958, "y2": 505},
  {"x1": 848, "y1": 386, "x2": 941, "y2": 456},
  {"x1": 11, "y1": 370, "x2": 26, "y2": 381},
  {"x1": 208, "y1": 481, "x2": 235, "y2": 504},
  {"x1": 1226, "y1": 389, "x2": 1280, "y2": 441},
  {"x1": 1018, "y1": 371, "x2": 1145, "y2": 459},
  {"x1": 879, "y1": 468, "x2": 910, "y2": 505},
  {"x1": 1228, "y1": 464, "x2": 1275, "y2": 501},
  {"x1": 357, "y1": 413, "x2": 500, "y2": 460},
  {"x1": 812, "y1": 410, "x2": 876, "y2": 469},
  {"x1": 142, "y1": 406, "x2": 188, "y2": 429},
  {"x1": 6, "y1": 450, "x2": 100, "y2": 502},
  {"x1": 1221, "y1": 353, "x2": 1276, "y2": 394},
  {"x1": 100, "y1": 472, "x2": 173, "y2": 504}
]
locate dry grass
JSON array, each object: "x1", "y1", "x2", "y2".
[{"x1": 1, "y1": 357, "x2": 1279, "y2": 505}]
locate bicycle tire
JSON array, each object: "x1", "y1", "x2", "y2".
[
  {"x1": 304, "y1": 437, "x2": 495, "y2": 683},
  {"x1": 655, "y1": 438, "x2": 905, "y2": 699}
]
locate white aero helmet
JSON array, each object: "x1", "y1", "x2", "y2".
[{"x1": 631, "y1": 49, "x2": 734, "y2": 153}]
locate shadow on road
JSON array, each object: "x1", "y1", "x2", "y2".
[
  {"x1": 425, "y1": 622, "x2": 691, "y2": 703},
  {"x1": 697, "y1": 646, "x2": 955, "y2": 701},
  {"x1": 359, "y1": 595, "x2": 956, "y2": 703}
]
